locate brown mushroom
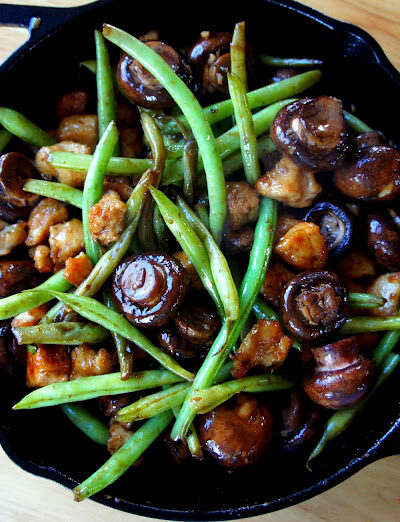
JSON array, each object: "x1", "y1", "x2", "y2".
[
  {"x1": 354, "y1": 130, "x2": 387, "y2": 149},
  {"x1": 334, "y1": 146, "x2": 400, "y2": 201},
  {"x1": 173, "y1": 302, "x2": 220, "y2": 346},
  {"x1": 164, "y1": 433, "x2": 191, "y2": 464},
  {"x1": 269, "y1": 68, "x2": 297, "y2": 84},
  {"x1": 303, "y1": 338, "x2": 376, "y2": 409},
  {"x1": 156, "y1": 327, "x2": 198, "y2": 363},
  {"x1": 117, "y1": 42, "x2": 193, "y2": 109},
  {"x1": 366, "y1": 211, "x2": 400, "y2": 270},
  {"x1": 222, "y1": 225, "x2": 254, "y2": 256},
  {"x1": 271, "y1": 96, "x2": 349, "y2": 171},
  {"x1": 0, "y1": 260, "x2": 39, "y2": 298},
  {"x1": 280, "y1": 391, "x2": 321, "y2": 451},
  {"x1": 99, "y1": 395, "x2": 131, "y2": 419},
  {"x1": 113, "y1": 252, "x2": 188, "y2": 327},
  {"x1": 56, "y1": 90, "x2": 88, "y2": 119},
  {"x1": 197, "y1": 393, "x2": 273, "y2": 469}
]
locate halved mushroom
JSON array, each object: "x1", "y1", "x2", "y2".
[
  {"x1": 118, "y1": 42, "x2": 193, "y2": 109},
  {"x1": 303, "y1": 338, "x2": 376, "y2": 409},
  {"x1": 366, "y1": 210, "x2": 400, "y2": 270},
  {"x1": 280, "y1": 270, "x2": 348, "y2": 341},
  {"x1": 334, "y1": 146, "x2": 400, "y2": 201},
  {"x1": 271, "y1": 96, "x2": 349, "y2": 171}
]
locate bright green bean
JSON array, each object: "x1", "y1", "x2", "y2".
[
  {"x1": 343, "y1": 110, "x2": 373, "y2": 134},
  {"x1": 231, "y1": 21, "x2": 247, "y2": 90},
  {"x1": 0, "y1": 128, "x2": 12, "y2": 152},
  {"x1": 14, "y1": 369, "x2": 184, "y2": 410},
  {"x1": 61, "y1": 404, "x2": 109, "y2": 445},
  {"x1": 103, "y1": 24, "x2": 226, "y2": 245},
  {"x1": 12, "y1": 322, "x2": 108, "y2": 345},
  {"x1": 0, "y1": 108, "x2": 56, "y2": 147},
  {"x1": 24, "y1": 179, "x2": 83, "y2": 208},
  {"x1": 74, "y1": 411, "x2": 173, "y2": 501},
  {"x1": 260, "y1": 55, "x2": 322, "y2": 67},
  {"x1": 348, "y1": 292, "x2": 386, "y2": 308},
  {"x1": 341, "y1": 316, "x2": 400, "y2": 335}
]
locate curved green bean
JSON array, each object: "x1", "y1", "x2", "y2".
[
  {"x1": 24, "y1": 179, "x2": 83, "y2": 208},
  {"x1": 61, "y1": 403, "x2": 109, "y2": 445},
  {"x1": 341, "y1": 316, "x2": 400, "y2": 335},
  {"x1": 12, "y1": 322, "x2": 108, "y2": 345},
  {"x1": 343, "y1": 110, "x2": 373, "y2": 134},
  {"x1": 373, "y1": 323, "x2": 400, "y2": 367},
  {"x1": 0, "y1": 108, "x2": 56, "y2": 147},
  {"x1": 260, "y1": 55, "x2": 322, "y2": 67},
  {"x1": 141, "y1": 111, "x2": 166, "y2": 172},
  {"x1": 231, "y1": 21, "x2": 247, "y2": 90},
  {"x1": 348, "y1": 292, "x2": 386, "y2": 308},
  {"x1": 0, "y1": 128, "x2": 12, "y2": 152}
]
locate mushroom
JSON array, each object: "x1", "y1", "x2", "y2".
[
  {"x1": 113, "y1": 252, "x2": 188, "y2": 328},
  {"x1": 280, "y1": 270, "x2": 349, "y2": 341},
  {"x1": 197, "y1": 393, "x2": 273, "y2": 469},
  {"x1": 117, "y1": 42, "x2": 193, "y2": 109},
  {"x1": 99, "y1": 394, "x2": 131, "y2": 419},
  {"x1": 280, "y1": 391, "x2": 321, "y2": 451},
  {"x1": 0, "y1": 260, "x2": 39, "y2": 299},
  {"x1": 334, "y1": 146, "x2": 400, "y2": 201},
  {"x1": 164, "y1": 433, "x2": 191, "y2": 464},
  {"x1": 56, "y1": 90, "x2": 88, "y2": 119},
  {"x1": 271, "y1": 96, "x2": 349, "y2": 171},
  {"x1": 305, "y1": 201, "x2": 354, "y2": 259},
  {"x1": 173, "y1": 302, "x2": 220, "y2": 346},
  {"x1": 155, "y1": 327, "x2": 198, "y2": 363},
  {"x1": 366, "y1": 210, "x2": 400, "y2": 270},
  {"x1": 303, "y1": 337, "x2": 376, "y2": 409},
  {"x1": 269, "y1": 68, "x2": 297, "y2": 84},
  {"x1": 354, "y1": 130, "x2": 387, "y2": 149}
]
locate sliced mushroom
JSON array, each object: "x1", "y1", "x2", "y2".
[
  {"x1": 222, "y1": 225, "x2": 254, "y2": 256},
  {"x1": 366, "y1": 211, "x2": 400, "y2": 270},
  {"x1": 0, "y1": 260, "x2": 39, "y2": 298},
  {"x1": 0, "y1": 153, "x2": 40, "y2": 214},
  {"x1": 303, "y1": 337, "x2": 376, "y2": 409}
]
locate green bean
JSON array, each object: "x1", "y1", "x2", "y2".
[
  {"x1": 0, "y1": 270, "x2": 71, "y2": 321},
  {"x1": 103, "y1": 24, "x2": 226, "y2": 245},
  {"x1": 141, "y1": 111, "x2": 166, "y2": 172},
  {"x1": 153, "y1": 204, "x2": 167, "y2": 249},
  {"x1": 0, "y1": 128, "x2": 12, "y2": 152},
  {"x1": 37, "y1": 290, "x2": 194, "y2": 382},
  {"x1": 82, "y1": 120, "x2": 119, "y2": 263},
  {"x1": 15, "y1": 369, "x2": 183, "y2": 410},
  {"x1": 12, "y1": 322, "x2": 108, "y2": 345},
  {"x1": 171, "y1": 198, "x2": 278, "y2": 440},
  {"x1": 341, "y1": 316, "x2": 400, "y2": 335},
  {"x1": 185, "y1": 422, "x2": 203, "y2": 460},
  {"x1": 74, "y1": 411, "x2": 173, "y2": 501},
  {"x1": 348, "y1": 292, "x2": 386, "y2": 308},
  {"x1": 343, "y1": 110, "x2": 373, "y2": 134},
  {"x1": 176, "y1": 195, "x2": 239, "y2": 321},
  {"x1": 26, "y1": 345, "x2": 37, "y2": 355},
  {"x1": 150, "y1": 187, "x2": 223, "y2": 315},
  {"x1": 373, "y1": 324, "x2": 400, "y2": 368},
  {"x1": 81, "y1": 60, "x2": 97, "y2": 74},
  {"x1": 231, "y1": 21, "x2": 247, "y2": 90},
  {"x1": 195, "y1": 203, "x2": 210, "y2": 229},
  {"x1": 24, "y1": 179, "x2": 83, "y2": 208},
  {"x1": 182, "y1": 136, "x2": 198, "y2": 205},
  {"x1": 227, "y1": 73, "x2": 260, "y2": 186},
  {"x1": 61, "y1": 404, "x2": 109, "y2": 445},
  {"x1": 260, "y1": 55, "x2": 322, "y2": 67},
  {"x1": 138, "y1": 197, "x2": 158, "y2": 251},
  {"x1": 0, "y1": 108, "x2": 56, "y2": 147}
]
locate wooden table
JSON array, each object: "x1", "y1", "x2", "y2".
[{"x1": 0, "y1": 1, "x2": 399, "y2": 520}]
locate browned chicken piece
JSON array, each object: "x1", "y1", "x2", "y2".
[
  {"x1": 56, "y1": 91, "x2": 89, "y2": 119},
  {"x1": 223, "y1": 225, "x2": 254, "y2": 255},
  {"x1": 70, "y1": 344, "x2": 117, "y2": 380},
  {"x1": 274, "y1": 213, "x2": 301, "y2": 243},
  {"x1": 368, "y1": 273, "x2": 400, "y2": 317},
  {"x1": 35, "y1": 141, "x2": 91, "y2": 188},
  {"x1": 226, "y1": 181, "x2": 259, "y2": 230},
  {"x1": 256, "y1": 156, "x2": 322, "y2": 208},
  {"x1": 0, "y1": 220, "x2": 27, "y2": 256},
  {"x1": 103, "y1": 176, "x2": 133, "y2": 202},
  {"x1": 88, "y1": 191, "x2": 127, "y2": 247},
  {"x1": 232, "y1": 319, "x2": 293, "y2": 378},
  {"x1": 120, "y1": 128, "x2": 142, "y2": 158},
  {"x1": 26, "y1": 198, "x2": 68, "y2": 247},
  {"x1": 0, "y1": 260, "x2": 39, "y2": 298},
  {"x1": 29, "y1": 244, "x2": 54, "y2": 273},
  {"x1": 56, "y1": 114, "x2": 99, "y2": 152},
  {"x1": 173, "y1": 251, "x2": 203, "y2": 291},
  {"x1": 11, "y1": 304, "x2": 48, "y2": 328},
  {"x1": 63, "y1": 252, "x2": 93, "y2": 286},
  {"x1": 335, "y1": 251, "x2": 377, "y2": 280},
  {"x1": 274, "y1": 222, "x2": 328, "y2": 270},
  {"x1": 48, "y1": 218, "x2": 84, "y2": 267},
  {"x1": 259, "y1": 259, "x2": 294, "y2": 309},
  {"x1": 26, "y1": 345, "x2": 71, "y2": 388}
]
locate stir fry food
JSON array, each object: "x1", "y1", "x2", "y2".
[{"x1": 1, "y1": 22, "x2": 400, "y2": 501}]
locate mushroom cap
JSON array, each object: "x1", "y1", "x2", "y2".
[
  {"x1": 354, "y1": 130, "x2": 387, "y2": 150},
  {"x1": 0, "y1": 260, "x2": 39, "y2": 299},
  {"x1": 366, "y1": 211, "x2": 400, "y2": 270},
  {"x1": 269, "y1": 68, "x2": 297, "y2": 84},
  {"x1": 0, "y1": 152, "x2": 40, "y2": 210},
  {"x1": 173, "y1": 302, "x2": 220, "y2": 346}
]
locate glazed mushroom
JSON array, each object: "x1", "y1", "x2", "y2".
[
  {"x1": 280, "y1": 270, "x2": 349, "y2": 341},
  {"x1": 173, "y1": 302, "x2": 220, "y2": 346},
  {"x1": 0, "y1": 260, "x2": 39, "y2": 298},
  {"x1": 113, "y1": 252, "x2": 188, "y2": 327},
  {"x1": 305, "y1": 201, "x2": 354, "y2": 259},
  {"x1": 155, "y1": 327, "x2": 198, "y2": 363},
  {"x1": 280, "y1": 391, "x2": 321, "y2": 451},
  {"x1": 303, "y1": 337, "x2": 376, "y2": 409},
  {"x1": 354, "y1": 130, "x2": 387, "y2": 149},
  {"x1": 117, "y1": 42, "x2": 193, "y2": 109},
  {"x1": 334, "y1": 146, "x2": 400, "y2": 201},
  {"x1": 366, "y1": 210, "x2": 400, "y2": 270},
  {"x1": 197, "y1": 393, "x2": 273, "y2": 469},
  {"x1": 269, "y1": 68, "x2": 297, "y2": 84},
  {"x1": 271, "y1": 96, "x2": 349, "y2": 171}
]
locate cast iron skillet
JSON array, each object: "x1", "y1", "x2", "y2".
[{"x1": 0, "y1": 0, "x2": 399, "y2": 519}]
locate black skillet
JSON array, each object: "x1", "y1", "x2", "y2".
[{"x1": 0, "y1": 0, "x2": 399, "y2": 519}]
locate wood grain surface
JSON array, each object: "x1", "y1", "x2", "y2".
[{"x1": 0, "y1": 1, "x2": 399, "y2": 521}]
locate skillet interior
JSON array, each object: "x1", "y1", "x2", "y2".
[{"x1": 0, "y1": 0, "x2": 400, "y2": 519}]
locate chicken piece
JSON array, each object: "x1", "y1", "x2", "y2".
[
  {"x1": 29, "y1": 244, "x2": 54, "y2": 273},
  {"x1": 56, "y1": 114, "x2": 98, "y2": 152},
  {"x1": 0, "y1": 260, "x2": 39, "y2": 298},
  {"x1": 274, "y1": 222, "x2": 328, "y2": 270},
  {"x1": 226, "y1": 181, "x2": 259, "y2": 230},
  {"x1": 56, "y1": 91, "x2": 88, "y2": 119},
  {"x1": 120, "y1": 128, "x2": 142, "y2": 158},
  {"x1": 35, "y1": 141, "x2": 91, "y2": 188},
  {"x1": 70, "y1": 344, "x2": 117, "y2": 379},
  {"x1": 88, "y1": 191, "x2": 127, "y2": 247},
  {"x1": 259, "y1": 259, "x2": 294, "y2": 308},
  {"x1": 26, "y1": 198, "x2": 68, "y2": 247},
  {"x1": 0, "y1": 220, "x2": 27, "y2": 256},
  {"x1": 103, "y1": 176, "x2": 133, "y2": 202},
  {"x1": 63, "y1": 252, "x2": 93, "y2": 286},
  {"x1": 223, "y1": 225, "x2": 254, "y2": 255},
  {"x1": 11, "y1": 304, "x2": 48, "y2": 328},
  {"x1": 48, "y1": 218, "x2": 84, "y2": 267},
  {"x1": 274, "y1": 213, "x2": 301, "y2": 244},
  {"x1": 335, "y1": 251, "x2": 376, "y2": 281},
  {"x1": 232, "y1": 319, "x2": 293, "y2": 378},
  {"x1": 256, "y1": 155, "x2": 322, "y2": 208},
  {"x1": 173, "y1": 251, "x2": 203, "y2": 291},
  {"x1": 26, "y1": 345, "x2": 71, "y2": 388},
  {"x1": 369, "y1": 273, "x2": 400, "y2": 317}
]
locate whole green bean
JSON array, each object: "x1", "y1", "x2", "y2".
[
  {"x1": 231, "y1": 21, "x2": 247, "y2": 90},
  {"x1": 343, "y1": 110, "x2": 373, "y2": 134},
  {"x1": 61, "y1": 404, "x2": 109, "y2": 445},
  {"x1": 141, "y1": 111, "x2": 166, "y2": 172},
  {"x1": 0, "y1": 128, "x2": 12, "y2": 152},
  {"x1": 14, "y1": 369, "x2": 184, "y2": 410},
  {"x1": 348, "y1": 292, "x2": 386, "y2": 308},
  {"x1": 341, "y1": 316, "x2": 400, "y2": 335},
  {"x1": 260, "y1": 55, "x2": 322, "y2": 67},
  {"x1": 74, "y1": 411, "x2": 173, "y2": 501},
  {"x1": 138, "y1": 197, "x2": 158, "y2": 251},
  {"x1": 195, "y1": 203, "x2": 210, "y2": 229},
  {"x1": 103, "y1": 24, "x2": 226, "y2": 245},
  {"x1": 24, "y1": 179, "x2": 83, "y2": 208},
  {"x1": 12, "y1": 322, "x2": 108, "y2": 345},
  {"x1": 0, "y1": 108, "x2": 56, "y2": 147}
]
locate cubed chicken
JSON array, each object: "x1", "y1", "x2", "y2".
[
  {"x1": 70, "y1": 344, "x2": 116, "y2": 380},
  {"x1": 88, "y1": 190, "x2": 127, "y2": 247},
  {"x1": 63, "y1": 252, "x2": 93, "y2": 286},
  {"x1": 26, "y1": 345, "x2": 71, "y2": 388},
  {"x1": 48, "y1": 218, "x2": 84, "y2": 267},
  {"x1": 259, "y1": 259, "x2": 294, "y2": 309},
  {"x1": 0, "y1": 220, "x2": 27, "y2": 256},
  {"x1": 369, "y1": 273, "x2": 400, "y2": 317},
  {"x1": 226, "y1": 181, "x2": 259, "y2": 230},
  {"x1": 56, "y1": 114, "x2": 98, "y2": 152},
  {"x1": 26, "y1": 198, "x2": 68, "y2": 247},
  {"x1": 29, "y1": 244, "x2": 54, "y2": 273}
]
